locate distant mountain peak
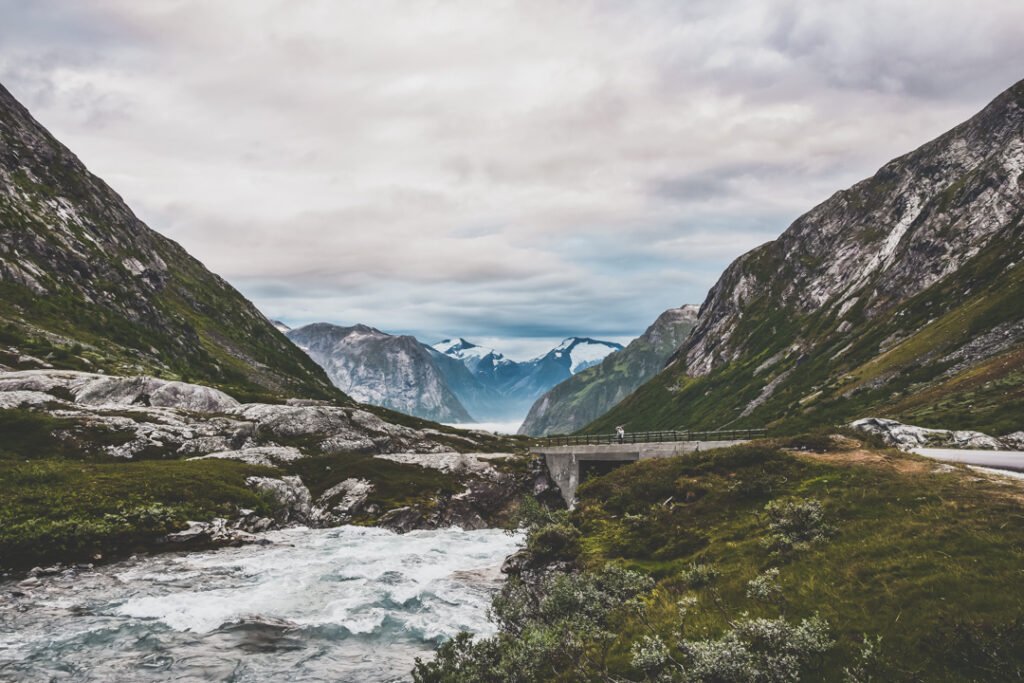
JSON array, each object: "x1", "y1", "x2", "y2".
[{"x1": 544, "y1": 337, "x2": 624, "y2": 374}]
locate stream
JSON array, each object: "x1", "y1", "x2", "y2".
[{"x1": 0, "y1": 525, "x2": 522, "y2": 682}]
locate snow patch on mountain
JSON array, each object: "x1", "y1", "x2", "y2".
[{"x1": 553, "y1": 337, "x2": 623, "y2": 374}]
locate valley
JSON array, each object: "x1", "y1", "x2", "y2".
[{"x1": 1, "y1": 16, "x2": 1024, "y2": 681}]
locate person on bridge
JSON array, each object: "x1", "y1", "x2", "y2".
[{"x1": 616, "y1": 425, "x2": 625, "y2": 443}]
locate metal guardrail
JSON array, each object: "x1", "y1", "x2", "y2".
[{"x1": 538, "y1": 428, "x2": 767, "y2": 447}]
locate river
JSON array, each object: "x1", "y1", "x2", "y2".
[{"x1": 0, "y1": 525, "x2": 522, "y2": 682}]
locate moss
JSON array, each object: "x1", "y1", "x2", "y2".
[{"x1": 0, "y1": 458, "x2": 278, "y2": 570}]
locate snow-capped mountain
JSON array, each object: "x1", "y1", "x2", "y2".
[
  {"x1": 284, "y1": 324, "x2": 624, "y2": 424},
  {"x1": 272, "y1": 320, "x2": 291, "y2": 333},
  {"x1": 431, "y1": 336, "x2": 623, "y2": 422},
  {"x1": 431, "y1": 338, "x2": 515, "y2": 379},
  {"x1": 548, "y1": 337, "x2": 624, "y2": 375}
]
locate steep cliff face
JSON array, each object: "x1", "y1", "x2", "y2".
[
  {"x1": 592, "y1": 79, "x2": 1024, "y2": 436},
  {"x1": 0, "y1": 83, "x2": 343, "y2": 403},
  {"x1": 286, "y1": 323, "x2": 473, "y2": 422},
  {"x1": 518, "y1": 305, "x2": 698, "y2": 435}
]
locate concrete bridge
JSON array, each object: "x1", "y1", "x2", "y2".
[{"x1": 532, "y1": 429, "x2": 763, "y2": 506}]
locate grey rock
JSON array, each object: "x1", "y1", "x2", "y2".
[
  {"x1": 378, "y1": 506, "x2": 422, "y2": 533},
  {"x1": 246, "y1": 475, "x2": 312, "y2": 524},
  {"x1": 163, "y1": 518, "x2": 259, "y2": 546},
  {"x1": 74, "y1": 375, "x2": 238, "y2": 413},
  {"x1": 311, "y1": 478, "x2": 374, "y2": 525},
  {"x1": 191, "y1": 446, "x2": 305, "y2": 467},
  {"x1": 850, "y1": 417, "x2": 1007, "y2": 450},
  {"x1": 373, "y1": 452, "x2": 497, "y2": 478},
  {"x1": 1000, "y1": 431, "x2": 1024, "y2": 450}
]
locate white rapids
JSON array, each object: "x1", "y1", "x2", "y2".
[{"x1": 0, "y1": 525, "x2": 522, "y2": 682}]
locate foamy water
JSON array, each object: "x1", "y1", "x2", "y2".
[{"x1": 0, "y1": 525, "x2": 521, "y2": 682}]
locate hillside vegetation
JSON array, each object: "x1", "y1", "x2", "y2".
[{"x1": 416, "y1": 436, "x2": 1024, "y2": 681}]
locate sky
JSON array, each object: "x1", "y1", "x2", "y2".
[{"x1": 2, "y1": 1, "x2": 1024, "y2": 360}]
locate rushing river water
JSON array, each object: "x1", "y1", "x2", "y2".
[{"x1": 0, "y1": 525, "x2": 522, "y2": 682}]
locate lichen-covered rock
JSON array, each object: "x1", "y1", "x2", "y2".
[
  {"x1": 1000, "y1": 431, "x2": 1024, "y2": 450},
  {"x1": 162, "y1": 518, "x2": 259, "y2": 547},
  {"x1": 74, "y1": 375, "x2": 239, "y2": 412},
  {"x1": 850, "y1": 417, "x2": 1007, "y2": 450},
  {"x1": 246, "y1": 475, "x2": 312, "y2": 524},
  {"x1": 0, "y1": 389, "x2": 61, "y2": 409},
  {"x1": 191, "y1": 446, "x2": 305, "y2": 468},
  {"x1": 373, "y1": 452, "x2": 498, "y2": 478},
  {"x1": 311, "y1": 478, "x2": 374, "y2": 525}
]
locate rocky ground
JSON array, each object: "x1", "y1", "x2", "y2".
[{"x1": 0, "y1": 369, "x2": 559, "y2": 570}]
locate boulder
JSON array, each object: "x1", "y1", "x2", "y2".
[
  {"x1": 850, "y1": 417, "x2": 1007, "y2": 450},
  {"x1": 246, "y1": 475, "x2": 312, "y2": 524},
  {"x1": 163, "y1": 518, "x2": 259, "y2": 547},
  {"x1": 311, "y1": 478, "x2": 374, "y2": 525},
  {"x1": 378, "y1": 506, "x2": 422, "y2": 533},
  {"x1": 999, "y1": 431, "x2": 1024, "y2": 450},
  {"x1": 74, "y1": 375, "x2": 238, "y2": 413}
]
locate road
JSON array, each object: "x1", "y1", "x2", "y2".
[{"x1": 913, "y1": 448, "x2": 1024, "y2": 474}]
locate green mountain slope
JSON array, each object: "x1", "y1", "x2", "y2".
[
  {"x1": 518, "y1": 306, "x2": 698, "y2": 435},
  {"x1": 0, "y1": 83, "x2": 344, "y2": 403},
  {"x1": 591, "y1": 79, "x2": 1024, "y2": 436}
]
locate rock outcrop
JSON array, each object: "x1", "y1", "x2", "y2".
[
  {"x1": 246, "y1": 476, "x2": 313, "y2": 524},
  {"x1": 850, "y1": 417, "x2": 1010, "y2": 450}
]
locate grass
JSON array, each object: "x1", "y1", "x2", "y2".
[
  {"x1": 0, "y1": 458, "x2": 278, "y2": 571},
  {"x1": 283, "y1": 452, "x2": 463, "y2": 512},
  {"x1": 559, "y1": 437, "x2": 1024, "y2": 680}
]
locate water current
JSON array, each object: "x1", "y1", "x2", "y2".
[{"x1": 0, "y1": 525, "x2": 522, "y2": 682}]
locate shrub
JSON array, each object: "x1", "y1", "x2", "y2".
[{"x1": 761, "y1": 498, "x2": 833, "y2": 555}]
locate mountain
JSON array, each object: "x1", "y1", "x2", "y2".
[
  {"x1": 423, "y1": 344, "x2": 509, "y2": 422},
  {"x1": 432, "y1": 336, "x2": 624, "y2": 421},
  {"x1": 285, "y1": 323, "x2": 473, "y2": 422},
  {"x1": 518, "y1": 305, "x2": 699, "y2": 435},
  {"x1": 0, "y1": 82, "x2": 342, "y2": 403},
  {"x1": 590, "y1": 79, "x2": 1024, "y2": 436}
]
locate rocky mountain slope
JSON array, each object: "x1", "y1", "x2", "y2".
[
  {"x1": 592, "y1": 78, "x2": 1024, "y2": 436},
  {"x1": 285, "y1": 323, "x2": 472, "y2": 422},
  {"x1": 0, "y1": 83, "x2": 341, "y2": 403},
  {"x1": 519, "y1": 305, "x2": 698, "y2": 435}
]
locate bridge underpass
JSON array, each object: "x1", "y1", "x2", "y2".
[{"x1": 532, "y1": 430, "x2": 763, "y2": 506}]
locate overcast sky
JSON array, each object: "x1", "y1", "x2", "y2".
[{"x1": 2, "y1": 1, "x2": 1023, "y2": 359}]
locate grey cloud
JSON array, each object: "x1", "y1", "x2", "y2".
[{"x1": 2, "y1": 0, "x2": 1022, "y2": 352}]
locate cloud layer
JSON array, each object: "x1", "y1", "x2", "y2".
[{"x1": 3, "y1": 0, "x2": 1023, "y2": 358}]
